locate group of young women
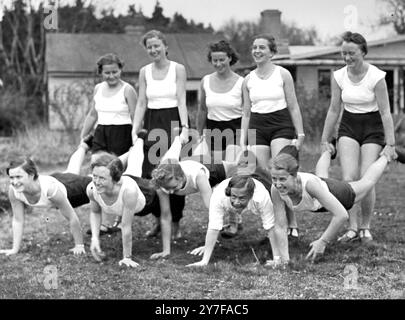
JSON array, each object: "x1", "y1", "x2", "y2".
[{"x1": 1, "y1": 30, "x2": 404, "y2": 269}]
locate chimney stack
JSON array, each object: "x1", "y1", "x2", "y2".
[{"x1": 260, "y1": 9, "x2": 289, "y2": 55}]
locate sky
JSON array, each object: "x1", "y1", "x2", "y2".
[
  {"x1": 2, "y1": 0, "x2": 395, "y2": 42},
  {"x1": 103, "y1": 0, "x2": 396, "y2": 42}
]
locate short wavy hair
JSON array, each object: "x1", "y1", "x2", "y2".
[
  {"x1": 96, "y1": 53, "x2": 124, "y2": 75},
  {"x1": 341, "y1": 31, "x2": 368, "y2": 55},
  {"x1": 90, "y1": 152, "x2": 124, "y2": 183},
  {"x1": 207, "y1": 40, "x2": 239, "y2": 66},
  {"x1": 151, "y1": 158, "x2": 185, "y2": 189},
  {"x1": 6, "y1": 157, "x2": 38, "y2": 180},
  {"x1": 252, "y1": 34, "x2": 278, "y2": 54}
]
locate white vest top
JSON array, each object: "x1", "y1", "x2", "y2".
[
  {"x1": 172, "y1": 160, "x2": 210, "y2": 196},
  {"x1": 145, "y1": 61, "x2": 178, "y2": 109},
  {"x1": 279, "y1": 172, "x2": 329, "y2": 213},
  {"x1": 247, "y1": 66, "x2": 287, "y2": 114},
  {"x1": 12, "y1": 175, "x2": 67, "y2": 208},
  {"x1": 94, "y1": 81, "x2": 132, "y2": 125},
  {"x1": 203, "y1": 74, "x2": 243, "y2": 121},
  {"x1": 90, "y1": 176, "x2": 145, "y2": 216},
  {"x1": 334, "y1": 64, "x2": 386, "y2": 113}
]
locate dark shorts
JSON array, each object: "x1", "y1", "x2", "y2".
[
  {"x1": 142, "y1": 107, "x2": 182, "y2": 178},
  {"x1": 124, "y1": 175, "x2": 185, "y2": 222},
  {"x1": 251, "y1": 167, "x2": 273, "y2": 195},
  {"x1": 317, "y1": 178, "x2": 356, "y2": 211},
  {"x1": 93, "y1": 124, "x2": 133, "y2": 156},
  {"x1": 206, "y1": 117, "x2": 242, "y2": 151},
  {"x1": 204, "y1": 162, "x2": 227, "y2": 187},
  {"x1": 248, "y1": 108, "x2": 296, "y2": 146},
  {"x1": 338, "y1": 110, "x2": 385, "y2": 146},
  {"x1": 50, "y1": 172, "x2": 92, "y2": 208}
]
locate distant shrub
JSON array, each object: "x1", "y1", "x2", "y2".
[
  {"x1": 295, "y1": 84, "x2": 330, "y2": 143},
  {"x1": 0, "y1": 89, "x2": 43, "y2": 136}
]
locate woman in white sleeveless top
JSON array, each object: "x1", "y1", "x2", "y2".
[
  {"x1": 320, "y1": 32, "x2": 397, "y2": 243},
  {"x1": 240, "y1": 34, "x2": 305, "y2": 170},
  {"x1": 269, "y1": 144, "x2": 404, "y2": 267},
  {"x1": 1, "y1": 157, "x2": 88, "y2": 256},
  {"x1": 131, "y1": 30, "x2": 189, "y2": 236},
  {"x1": 81, "y1": 53, "x2": 137, "y2": 157},
  {"x1": 197, "y1": 40, "x2": 243, "y2": 162}
]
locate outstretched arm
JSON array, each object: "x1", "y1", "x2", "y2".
[
  {"x1": 0, "y1": 188, "x2": 25, "y2": 255},
  {"x1": 81, "y1": 86, "x2": 99, "y2": 139},
  {"x1": 281, "y1": 68, "x2": 305, "y2": 149},
  {"x1": 240, "y1": 76, "x2": 251, "y2": 149},
  {"x1": 186, "y1": 229, "x2": 220, "y2": 267},
  {"x1": 320, "y1": 76, "x2": 343, "y2": 153},
  {"x1": 197, "y1": 80, "x2": 207, "y2": 136},
  {"x1": 196, "y1": 171, "x2": 212, "y2": 209},
  {"x1": 150, "y1": 190, "x2": 172, "y2": 259},
  {"x1": 132, "y1": 68, "x2": 148, "y2": 141},
  {"x1": 305, "y1": 179, "x2": 348, "y2": 261},
  {"x1": 50, "y1": 187, "x2": 85, "y2": 254}
]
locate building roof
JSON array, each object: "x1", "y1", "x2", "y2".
[
  {"x1": 46, "y1": 32, "x2": 225, "y2": 79},
  {"x1": 275, "y1": 35, "x2": 405, "y2": 61}
]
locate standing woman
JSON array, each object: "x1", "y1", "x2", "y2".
[
  {"x1": 197, "y1": 40, "x2": 243, "y2": 162},
  {"x1": 320, "y1": 32, "x2": 397, "y2": 243},
  {"x1": 240, "y1": 34, "x2": 305, "y2": 169},
  {"x1": 81, "y1": 53, "x2": 137, "y2": 158},
  {"x1": 131, "y1": 30, "x2": 189, "y2": 235}
]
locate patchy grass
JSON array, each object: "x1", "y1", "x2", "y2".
[{"x1": 0, "y1": 152, "x2": 404, "y2": 300}]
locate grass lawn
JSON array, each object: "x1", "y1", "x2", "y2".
[{"x1": 0, "y1": 151, "x2": 404, "y2": 300}]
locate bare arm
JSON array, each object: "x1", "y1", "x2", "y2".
[
  {"x1": 0, "y1": 188, "x2": 25, "y2": 255},
  {"x1": 281, "y1": 68, "x2": 305, "y2": 149},
  {"x1": 175, "y1": 63, "x2": 189, "y2": 127},
  {"x1": 81, "y1": 86, "x2": 99, "y2": 139},
  {"x1": 240, "y1": 76, "x2": 251, "y2": 148},
  {"x1": 196, "y1": 170, "x2": 212, "y2": 209},
  {"x1": 124, "y1": 84, "x2": 138, "y2": 123},
  {"x1": 132, "y1": 68, "x2": 148, "y2": 140},
  {"x1": 375, "y1": 78, "x2": 396, "y2": 160},
  {"x1": 270, "y1": 185, "x2": 290, "y2": 262},
  {"x1": 320, "y1": 75, "x2": 343, "y2": 147},
  {"x1": 49, "y1": 187, "x2": 84, "y2": 251},
  {"x1": 197, "y1": 79, "x2": 207, "y2": 136},
  {"x1": 305, "y1": 178, "x2": 348, "y2": 261},
  {"x1": 150, "y1": 189, "x2": 172, "y2": 259},
  {"x1": 120, "y1": 189, "x2": 137, "y2": 261}
]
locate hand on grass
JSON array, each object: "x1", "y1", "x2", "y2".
[
  {"x1": 118, "y1": 258, "x2": 139, "y2": 268},
  {"x1": 0, "y1": 248, "x2": 18, "y2": 256},
  {"x1": 69, "y1": 244, "x2": 85, "y2": 255},
  {"x1": 187, "y1": 246, "x2": 205, "y2": 256},
  {"x1": 186, "y1": 260, "x2": 208, "y2": 267},
  {"x1": 90, "y1": 241, "x2": 105, "y2": 262},
  {"x1": 305, "y1": 238, "x2": 326, "y2": 262},
  {"x1": 150, "y1": 251, "x2": 170, "y2": 260}
]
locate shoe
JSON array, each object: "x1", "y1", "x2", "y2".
[
  {"x1": 337, "y1": 229, "x2": 359, "y2": 243},
  {"x1": 221, "y1": 223, "x2": 243, "y2": 239},
  {"x1": 395, "y1": 146, "x2": 405, "y2": 163},
  {"x1": 82, "y1": 134, "x2": 94, "y2": 149},
  {"x1": 330, "y1": 137, "x2": 337, "y2": 160},
  {"x1": 145, "y1": 221, "x2": 161, "y2": 237},
  {"x1": 109, "y1": 221, "x2": 122, "y2": 233},
  {"x1": 86, "y1": 224, "x2": 114, "y2": 236},
  {"x1": 287, "y1": 227, "x2": 299, "y2": 239},
  {"x1": 359, "y1": 229, "x2": 373, "y2": 243},
  {"x1": 136, "y1": 129, "x2": 148, "y2": 141}
]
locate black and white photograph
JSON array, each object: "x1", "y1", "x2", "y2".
[{"x1": 0, "y1": 0, "x2": 404, "y2": 305}]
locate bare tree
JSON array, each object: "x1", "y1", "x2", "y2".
[{"x1": 380, "y1": 0, "x2": 405, "y2": 34}]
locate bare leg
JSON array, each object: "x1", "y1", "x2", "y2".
[
  {"x1": 339, "y1": 137, "x2": 361, "y2": 235},
  {"x1": 358, "y1": 143, "x2": 382, "y2": 232},
  {"x1": 123, "y1": 138, "x2": 144, "y2": 177},
  {"x1": 315, "y1": 151, "x2": 332, "y2": 178},
  {"x1": 350, "y1": 155, "x2": 388, "y2": 204},
  {"x1": 271, "y1": 138, "x2": 293, "y2": 159},
  {"x1": 65, "y1": 143, "x2": 88, "y2": 175},
  {"x1": 161, "y1": 135, "x2": 183, "y2": 162},
  {"x1": 249, "y1": 145, "x2": 270, "y2": 169}
]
